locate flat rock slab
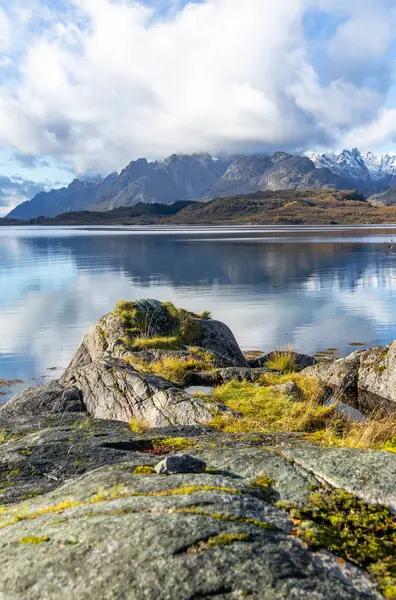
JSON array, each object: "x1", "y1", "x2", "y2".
[
  {"x1": 1, "y1": 415, "x2": 395, "y2": 512},
  {"x1": 0, "y1": 465, "x2": 382, "y2": 600},
  {"x1": 281, "y1": 443, "x2": 396, "y2": 512},
  {"x1": 0, "y1": 417, "x2": 394, "y2": 598},
  {"x1": 196, "y1": 445, "x2": 319, "y2": 505}
]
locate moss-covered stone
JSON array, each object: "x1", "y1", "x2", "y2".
[
  {"x1": 0, "y1": 416, "x2": 392, "y2": 599},
  {"x1": 114, "y1": 299, "x2": 204, "y2": 350},
  {"x1": 276, "y1": 487, "x2": 396, "y2": 597},
  {"x1": 0, "y1": 431, "x2": 21, "y2": 445}
]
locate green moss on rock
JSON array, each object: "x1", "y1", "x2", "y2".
[
  {"x1": 188, "y1": 532, "x2": 250, "y2": 553},
  {"x1": 383, "y1": 438, "x2": 396, "y2": 454},
  {"x1": 152, "y1": 437, "x2": 197, "y2": 453},
  {"x1": 252, "y1": 475, "x2": 275, "y2": 501},
  {"x1": 114, "y1": 299, "x2": 206, "y2": 350},
  {"x1": 276, "y1": 487, "x2": 396, "y2": 597},
  {"x1": 96, "y1": 325, "x2": 108, "y2": 350},
  {"x1": 18, "y1": 536, "x2": 50, "y2": 545},
  {"x1": 133, "y1": 466, "x2": 155, "y2": 475}
]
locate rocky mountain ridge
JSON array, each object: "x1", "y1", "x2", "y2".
[
  {"x1": 7, "y1": 173, "x2": 118, "y2": 219},
  {"x1": 8, "y1": 149, "x2": 396, "y2": 219},
  {"x1": 308, "y1": 149, "x2": 396, "y2": 191},
  {"x1": 7, "y1": 152, "x2": 349, "y2": 219}
]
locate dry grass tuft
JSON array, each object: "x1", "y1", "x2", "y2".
[
  {"x1": 129, "y1": 417, "x2": 151, "y2": 433},
  {"x1": 259, "y1": 372, "x2": 325, "y2": 403},
  {"x1": 210, "y1": 375, "x2": 396, "y2": 451},
  {"x1": 125, "y1": 354, "x2": 214, "y2": 384},
  {"x1": 199, "y1": 310, "x2": 212, "y2": 320},
  {"x1": 312, "y1": 418, "x2": 396, "y2": 450},
  {"x1": 265, "y1": 346, "x2": 296, "y2": 373},
  {"x1": 131, "y1": 336, "x2": 180, "y2": 351}
]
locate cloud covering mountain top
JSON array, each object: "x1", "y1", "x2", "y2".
[{"x1": 0, "y1": 0, "x2": 395, "y2": 177}]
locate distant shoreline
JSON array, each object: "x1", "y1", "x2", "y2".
[{"x1": 4, "y1": 190, "x2": 396, "y2": 226}]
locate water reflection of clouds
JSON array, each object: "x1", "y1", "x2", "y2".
[
  {"x1": 0, "y1": 272, "x2": 136, "y2": 376},
  {"x1": 2, "y1": 228, "x2": 396, "y2": 382}
]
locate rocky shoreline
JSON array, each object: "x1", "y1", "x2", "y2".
[{"x1": 0, "y1": 299, "x2": 395, "y2": 599}]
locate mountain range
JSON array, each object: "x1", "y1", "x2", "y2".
[
  {"x1": 308, "y1": 149, "x2": 396, "y2": 190},
  {"x1": 7, "y1": 149, "x2": 396, "y2": 219}
]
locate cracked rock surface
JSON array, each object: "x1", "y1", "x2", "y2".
[{"x1": 0, "y1": 415, "x2": 394, "y2": 599}]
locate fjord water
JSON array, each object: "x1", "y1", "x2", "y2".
[{"x1": 2, "y1": 225, "x2": 396, "y2": 399}]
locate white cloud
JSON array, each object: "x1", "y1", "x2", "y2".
[
  {"x1": 0, "y1": 174, "x2": 47, "y2": 216},
  {"x1": 0, "y1": 0, "x2": 395, "y2": 173},
  {"x1": 343, "y1": 108, "x2": 396, "y2": 149}
]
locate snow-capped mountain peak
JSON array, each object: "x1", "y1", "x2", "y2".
[
  {"x1": 307, "y1": 148, "x2": 396, "y2": 189},
  {"x1": 360, "y1": 151, "x2": 396, "y2": 181}
]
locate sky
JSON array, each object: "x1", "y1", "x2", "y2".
[{"x1": 1, "y1": 0, "x2": 396, "y2": 214}]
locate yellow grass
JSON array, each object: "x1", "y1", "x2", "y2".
[
  {"x1": 259, "y1": 372, "x2": 325, "y2": 403},
  {"x1": 129, "y1": 416, "x2": 151, "y2": 433},
  {"x1": 265, "y1": 346, "x2": 296, "y2": 373},
  {"x1": 125, "y1": 354, "x2": 214, "y2": 384},
  {"x1": 131, "y1": 336, "x2": 180, "y2": 351},
  {"x1": 210, "y1": 376, "x2": 396, "y2": 450},
  {"x1": 312, "y1": 419, "x2": 396, "y2": 450},
  {"x1": 210, "y1": 380, "x2": 335, "y2": 434}
]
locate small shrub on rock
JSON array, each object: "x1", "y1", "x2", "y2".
[
  {"x1": 125, "y1": 354, "x2": 214, "y2": 385},
  {"x1": 265, "y1": 347, "x2": 296, "y2": 373},
  {"x1": 129, "y1": 417, "x2": 151, "y2": 433}
]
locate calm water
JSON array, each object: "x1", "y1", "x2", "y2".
[{"x1": 2, "y1": 224, "x2": 396, "y2": 400}]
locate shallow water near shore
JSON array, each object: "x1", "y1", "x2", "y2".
[{"x1": 2, "y1": 224, "x2": 396, "y2": 401}]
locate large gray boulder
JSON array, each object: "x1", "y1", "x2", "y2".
[
  {"x1": 62, "y1": 311, "x2": 126, "y2": 380},
  {"x1": 198, "y1": 318, "x2": 247, "y2": 366},
  {"x1": 55, "y1": 299, "x2": 246, "y2": 426},
  {"x1": 304, "y1": 344, "x2": 396, "y2": 413},
  {"x1": 61, "y1": 356, "x2": 223, "y2": 426},
  {"x1": 358, "y1": 344, "x2": 396, "y2": 410},
  {"x1": 62, "y1": 299, "x2": 247, "y2": 381}
]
